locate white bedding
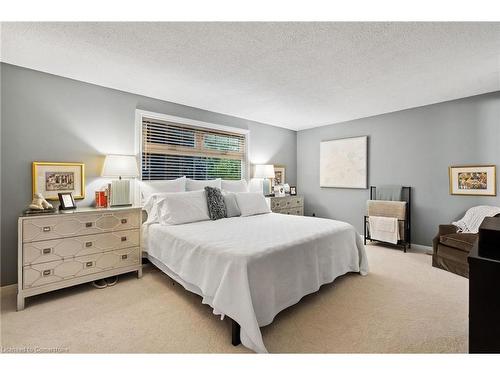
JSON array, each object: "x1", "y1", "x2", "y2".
[{"x1": 144, "y1": 213, "x2": 368, "y2": 353}]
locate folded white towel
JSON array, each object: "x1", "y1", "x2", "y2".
[
  {"x1": 452, "y1": 205, "x2": 500, "y2": 234},
  {"x1": 368, "y1": 216, "x2": 400, "y2": 244}
]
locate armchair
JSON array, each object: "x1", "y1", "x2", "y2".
[{"x1": 432, "y1": 224, "x2": 478, "y2": 278}]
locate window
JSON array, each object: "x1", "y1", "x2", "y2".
[{"x1": 140, "y1": 114, "x2": 248, "y2": 181}]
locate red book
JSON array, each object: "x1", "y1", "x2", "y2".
[{"x1": 95, "y1": 190, "x2": 108, "y2": 208}]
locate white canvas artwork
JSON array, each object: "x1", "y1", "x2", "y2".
[{"x1": 320, "y1": 136, "x2": 367, "y2": 188}]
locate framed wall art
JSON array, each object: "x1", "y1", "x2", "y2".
[
  {"x1": 449, "y1": 165, "x2": 496, "y2": 196},
  {"x1": 272, "y1": 165, "x2": 286, "y2": 188},
  {"x1": 320, "y1": 135, "x2": 368, "y2": 189},
  {"x1": 32, "y1": 162, "x2": 85, "y2": 200}
]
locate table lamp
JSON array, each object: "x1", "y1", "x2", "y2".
[
  {"x1": 101, "y1": 154, "x2": 139, "y2": 206},
  {"x1": 254, "y1": 164, "x2": 275, "y2": 196}
]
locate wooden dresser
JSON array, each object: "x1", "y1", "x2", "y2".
[
  {"x1": 17, "y1": 206, "x2": 142, "y2": 310},
  {"x1": 269, "y1": 195, "x2": 304, "y2": 216}
]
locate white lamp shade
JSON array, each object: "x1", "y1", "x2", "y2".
[
  {"x1": 254, "y1": 164, "x2": 275, "y2": 179},
  {"x1": 102, "y1": 154, "x2": 139, "y2": 178}
]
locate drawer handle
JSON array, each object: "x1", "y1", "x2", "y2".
[
  {"x1": 42, "y1": 248, "x2": 52, "y2": 254},
  {"x1": 296, "y1": 200, "x2": 300, "y2": 204},
  {"x1": 42, "y1": 226, "x2": 51, "y2": 232},
  {"x1": 85, "y1": 261, "x2": 94, "y2": 268},
  {"x1": 286, "y1": 201, "x2": 290, "y2": 205},
  {"x1": 121, "y1": 254, "x2": 128, "y2": 260},
  {"x1": 121, "y1": 218, "x2": 128, "y2": 224},
  {"x1": 42, "y1": 269, "x2": 52, "y2": 276},
  {"x1": 121, "y1": 236, "x2": 127, "y2": 242},
  {"x1": 85, "y1": 241, "x2": 93, "y2": 248},
  {"x1": 85, "y1": 222, "x2": 93, "y2": 228}
]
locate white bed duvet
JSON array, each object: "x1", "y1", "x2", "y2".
[{"x1": 145, "y1": 213, "x2": 368, "y2": 353}]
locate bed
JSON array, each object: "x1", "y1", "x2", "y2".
[{"x1": 143, "y1": 211, "x2": 368, "y2": 353}]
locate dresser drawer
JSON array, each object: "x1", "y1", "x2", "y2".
[
  {"x1": 23, "y1": 247, "x2": 141, "y2": 289},
  {"x1": 22, "y1": 229, "x2": 140, "y2": 266},
  {"x1": 278, "y1": 207, "x2": 304, "y2": 216},
  {"x1": 286, "y1": 196, "x2": 303, "y2": 209},
  {"x1": 22, "y1": 210, "x2": 141, "y2": 243},
  {"x1": 271, "y1": 196, "x2": 303, "y2": 210}
]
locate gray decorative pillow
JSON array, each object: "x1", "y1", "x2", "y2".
[
  {"x1": 205, "y1": 186, "x2": 227, "y2": 220},
  {"x1": 223, "y1": 192, "x2": 241, "y2": 218}
]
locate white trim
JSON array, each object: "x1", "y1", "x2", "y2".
[
  {"x1": 365, "y1": 239, "x2": 433, "y2": 254},
  {"x1": 1, "y1": 283, "x2": 17, "y2": 291},
  {"x1": 410, "y1": 244, "x2": 433, "y2": 254},
  {"x1": 135, "y1": 110, "x2": 250, "y2": 136}
]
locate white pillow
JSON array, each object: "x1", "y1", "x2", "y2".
[
  {"x1": 235, "y1": 193, "x2": 271, "y2": 217},
  {"x1": 223, "y1": 192, "x2": 241, "y2": 218},
  {"x1": 186, "y1": 178, "x2": 221, "y2": 191},
  {"x1": 159, "y1": 190, "x2": 210, "y2": 225},
  {"x1": 143, "y1": 193, "x2": 173, "y2": 225},
  {"x1": 139, "y1": 177, "x2": 186, "y2": 202},
  {"x1": 221, "y1": 179, "x2": 249, "y2": 193}
]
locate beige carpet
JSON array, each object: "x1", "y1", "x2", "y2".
[{"x1": 0, "y1": 245, "x2": 468, "y2": 353}]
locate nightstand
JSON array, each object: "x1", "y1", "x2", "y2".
[
  {"x1": 269, "y1": 195, "x2": 304, "y2": 216},
  {"x1": 17, "y1": 206, "x2": 142, "y2": 310}
]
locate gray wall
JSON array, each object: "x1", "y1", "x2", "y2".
[
  {"x1": 297, "y1": 91, "x2": 500, "y2": 247},
  {"x1": 2, "y1": 62, "x2": 498, "y2": 285},
  {"x1": 0, "y1": 63, "x2": 297, "y2": 286}
]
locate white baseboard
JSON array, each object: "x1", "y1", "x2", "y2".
[
  {"x1": 410, "y1": 244, "x2": 433, "y2": 255},
  {"x1": 365, "y1": 239, "x2": 433, "y2": 255},
  {"x1": 1, "y1": 283, "x2": 17, "y2": 292}
]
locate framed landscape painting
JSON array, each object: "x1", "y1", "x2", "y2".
[
  {"x1": 449, "y1": 165, "x2": 496, "y2": 196},
  {"x1": 320, "y1": 136, "x2": 368, "y2": 189},
  {"x1": 32, "y1": 162, "x2": 85, "y2": 200}
]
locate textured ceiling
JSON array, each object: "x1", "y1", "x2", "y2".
[{"x1": 2, "y1": 22, "x2": 500, "y2": 130}]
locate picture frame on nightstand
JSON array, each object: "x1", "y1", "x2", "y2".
[
  {"x1": 274, "y1": 184, "x2": 286, "y2": 197},
  {"x1": 58, "y1": 192, "x2": 76, "y2": 210}
]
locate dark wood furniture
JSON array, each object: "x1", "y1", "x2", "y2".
[
  {"x1": 231, "y1": 318, "x2": 241, "y2": 346},
  {"x1": 477, "y1": 217, "x2": 500, "y2": 260},
  {"x1": 468, "y1": 217, "x2": 500, "y2": 353}
]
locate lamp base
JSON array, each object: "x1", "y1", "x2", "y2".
[
  {"x1": 262, "y1": 179, "x2": 272, "y2": 196},
  {"x1": 108, "y1": 180, "x2": 132, "y2": 206}
]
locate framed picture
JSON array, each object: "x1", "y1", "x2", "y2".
[
  {"x1": 272, "y1": 165, "x2": 286, "y2": 188},
  {"x1": 58, "y1": 192, "x2": 76, "y2": 210},
  {"x1": 290, "y1": 186, "x2": 297, "y2": 196},
  {"x1": 320, "y1": 136, "x2": 368, "y2": 189},
  {"x1": 274, "y1": 184, "x2": 286, "y2": 197},
  {"x1": 449, "y1": 165, "x2": 496, "y2": 196},
  {"x1": 33, "y1": 162, "x2": 85, "y2": 200}
]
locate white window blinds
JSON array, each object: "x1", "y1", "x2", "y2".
[{"x1": 141, "y1": 117, "x2": 248, "y2": 181}]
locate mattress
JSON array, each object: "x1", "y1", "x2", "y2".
[{"x1": 144, "y1": 213, "x2": 368, "y2": 353}]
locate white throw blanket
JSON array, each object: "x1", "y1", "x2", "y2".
[
  {"x1": 368, "y1": 216, "x2": 400, "y2": 244},
  {"x1": 452, "y1": 205, "x2": 500, "y2": 233}
]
